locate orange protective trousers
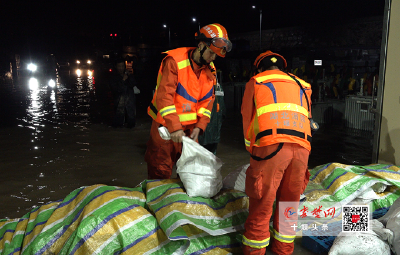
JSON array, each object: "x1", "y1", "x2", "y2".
[
  {"x1": 243, "y1": 143, "x2": 310, "y2": 255},
  {"x1": 145, "y1": 120, "x2": 195, "y2": 179}
]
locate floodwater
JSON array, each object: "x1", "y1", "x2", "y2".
[
  {"x1": 0, "y1": 70, "x2": 372, "y2": 221},
  {"x1": 0, "y1": 71, "x2": 151, "y2": 219}
]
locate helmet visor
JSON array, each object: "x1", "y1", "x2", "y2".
[{"x1": 211, "y1": 38, "x2": 232, "y2": 52}]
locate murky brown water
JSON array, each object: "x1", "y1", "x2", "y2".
[{"x1": 0, "y1": 71, "x2": 372, "y2": 220}]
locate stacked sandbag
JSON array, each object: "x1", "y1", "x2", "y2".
[{"x1": 328, "y1": 219, "x2": 393, "y2": 255}]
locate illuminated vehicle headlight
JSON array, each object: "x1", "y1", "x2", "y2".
[
  {"x1": 76, "y1": 69, "x2": 82, "y2": 76},
  {"x1": 29, "y1": 78, "x2": 39, "y2": 90},
  {"x1": 87, "y1": 70, "x2": 93, "y2": 76},
  {"x1": 28, "y1": 63, "x2": 37, "y2": 72},
  {"x1": 48, "y1": 79, "x2": 56, "y2": 88}
]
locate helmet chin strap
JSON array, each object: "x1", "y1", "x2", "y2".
[{"x1": 199, "y1": 45, "x2": 208, "y2": 66}]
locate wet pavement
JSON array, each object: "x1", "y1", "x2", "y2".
[{"x1": 0, "y1": 71, "x2": 372, "y2": 255}]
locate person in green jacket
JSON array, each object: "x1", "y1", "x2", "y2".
[{"x1": 198, "y1": 72, "x2": 226, "y2": 155}]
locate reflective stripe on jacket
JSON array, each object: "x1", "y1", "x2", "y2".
[
  {"x1": 244, "y1": 70, "x2": 312, "y2": 153},
  {"x1": 148, "y1": 47, "x2": 215, "y2": 126}
]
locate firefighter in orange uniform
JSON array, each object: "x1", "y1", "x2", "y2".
[
  {"x1": 241, "y1": 51, "x2": 313, "y2": 255},
  {"x1": 145, "y1": 24, "x2": 232, "y2": 179}
]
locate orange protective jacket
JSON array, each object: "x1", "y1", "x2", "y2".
[
  {"x1": 148, "y1": 47, "x2": 216, "y2": 133},
  {"x1": 241, "y1": 70, "x2": 312, "y2": 153}
]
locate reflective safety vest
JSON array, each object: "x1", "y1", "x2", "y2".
[
  {"x1": 244, "y1": 70, "x2": 312, "y2": 152},
  {"x1": 148, "y1": 47, "x2": 215, "y2": 126}
]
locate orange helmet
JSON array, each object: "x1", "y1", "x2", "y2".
[
  {"x1": 195, "y1": 23, "x2": 232, "y2": 58},
  {"x1": 253, "y1": 50, "x2": 287, "y2": 70}
]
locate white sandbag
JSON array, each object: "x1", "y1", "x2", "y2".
[
  {"x1": 352, "y1": 187, "x2": 381, "y2": 204},
  {"x1": 176, "y1": 136, "x2": 223, "y2": 198},
  {"x1": 386, "y1": 214, "x2": 400, "y2": 254},
  {"x1": 372, "y1": 182, "x2": 387, "y2": 193},
  {"x1": 222, "y1": 164, "x2": 249, "y2": 192},
  {"x1": 378, "y1": 196, "x2": 400, "y2": 226},
  {"x1": 378, "y1": 196, "x2": 400, "y2": 254},
  {"x1": 328, "y1": 219, "x2": 392, "y2": 255}
]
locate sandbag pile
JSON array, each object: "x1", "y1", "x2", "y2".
[
  {"x1": 301, "y1": 163, "x2": 400, "y2": 222},
  {"x1": 0, "y1": 180, "x2": 249, "y2": 255}
]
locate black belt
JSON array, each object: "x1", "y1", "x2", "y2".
[{"x1": 255, "y1": 128, "x2": 312, "y2": 143}]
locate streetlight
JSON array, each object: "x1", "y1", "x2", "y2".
[
  {"x1": 192, "y1": 17, "x2": 200, "y2": 31},
  {"x1": 163, "y1": 24, "x2": 171, "y2": 48},
  {"x1": 252, "y1": 5, "x2": 262, "y2": 51},
  {"x1": 87, "y1": 60, "x2": 91, "y2": 71}
]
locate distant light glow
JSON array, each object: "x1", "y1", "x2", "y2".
[
  {"x1": 48, "y1": 79, "x2": 56, "y2": 88},
  {"x1": 29, "y1": 78, "x2": 39, "y2": 90},
  {"x1": 109, "y1": 68, "x2": 112, "y2": 72},
  {"x1": 76, "y1": 60, "x2": 80, "y2": 64},
  {"x1": 114, "y1": 34, "x2": 117, "y2": 37},
  {"x1": 76, "y1": 69, "x2": 82, "y2": 76},
  {"x1": 252, "y1": 5, "x2": 256, "y2": 8},
  {"x1": 163, "y1": 24, "x2": 167, "y2": 28},
  {"x1": 28, "y1": 63, "x2": 37, "y2": 72},
  {"x1": 110, "y1": 34, "x2": 113, "y2": 37},
  {"x1": 192, "y1": 18, "x2": 196, "y2": 22},
  {"x1": 87, "y1": 60, "x2": 91, "y2": 64},
  {"x1": 87, "y1": 70, "x2": 93, "y2": 76}
]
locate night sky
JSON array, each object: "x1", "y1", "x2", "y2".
[{"x1": 1, "y1": 0, "x2": 385, "y2": 59}]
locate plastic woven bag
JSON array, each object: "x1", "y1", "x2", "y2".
[
  {"x1": 378, "y1": 196, "x2": 400, "y2": 254},
  {"x1": 222, "y1": 164, "x2": 249, "y2": 192},
  {"x1": 176, "y1": 136, "x2": 223, "y2": 198},
  {"x1": 328, "y1": 219, "x2": 392, "y2": 255}
]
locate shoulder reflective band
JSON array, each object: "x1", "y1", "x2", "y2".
[
  {"x1": 198, "y1": 107, "x2": 211, "y2": 118},
  {"x1": 257, "y1": 103, "x2": 308, "y2": 118},
  {"x1": 178, "y1": 113, "x2": 197, "y2": 122},
  {"x1": 255, "y1": 74, "x2": 311, "y2": 88},
  {"x1": 242, "y1": 235, "x2": 270, "y2": 249},
  {"x1": 244, "y1": 138, "x2": 250, "y2": 147},
  {"x1": 271, "y1": 228, "x2": 295, "y2": 243},
  {"x1": 177, "y1": 59, "x2": 191, "y2": 70},
  {"x1": 159, "y1": 105, "x2": 177, "y2": 117}
]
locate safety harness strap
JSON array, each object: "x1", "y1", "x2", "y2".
[
  {"x1": 250, "y1": 143, "x2": 283, "y2": 161},
  {"x1": 255, "y1": 129, "x2": 312, "y2": 144}
]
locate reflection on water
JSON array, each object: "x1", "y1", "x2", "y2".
[{"x1": 0, "y1": 72, "x2": 126, "y2": 219}]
